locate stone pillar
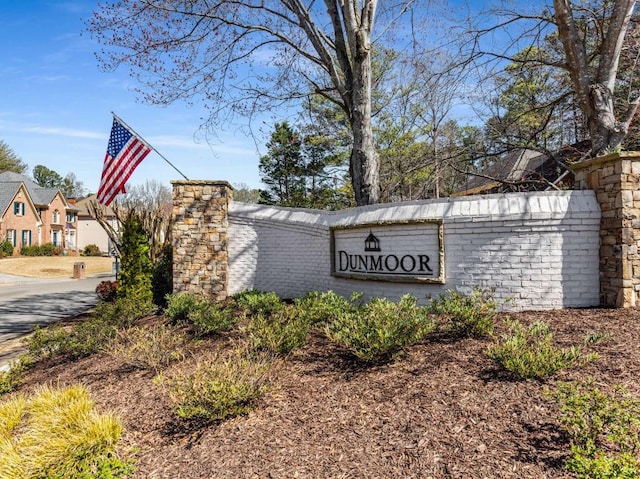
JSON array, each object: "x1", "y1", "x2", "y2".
[
  {"x1": 171, "y1": 180, "x2": 233, "y2": 302},
  {"x1": 572, "y1": 152, "x2": 640, "y2": 307}
]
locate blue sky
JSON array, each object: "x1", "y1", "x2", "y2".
[{"x1": 1, "y1": 1, "x2": 264, "y2": 195}]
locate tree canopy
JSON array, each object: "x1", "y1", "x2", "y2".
[
  {"x1": 88, "y1": 0, "x2": 429, "y2": 205},
  {"x1": 0, "y1": 140, "x2": 27, "y2": 174}
]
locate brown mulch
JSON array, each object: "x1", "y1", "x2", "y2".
[{"x1": 8, "y1": 307, "x2": 640, "y2": 478}]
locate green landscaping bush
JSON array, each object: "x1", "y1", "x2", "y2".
[
  {"x1": 551, "y1": 380, "x2": 640, "y2": 478},
  {"x1": 27, "y1": 297, "x2": 155, "y2": 361},
  {"x1": 0, "y1": 356, "x2": 33, "y2": 396},
  {"x1": 152, "y1": 243, "x2": 173, "y2": 308},
  {"x1": 0, "y1": 384, "x2": 134, "y2": 479},
  {"x1": 111, "y1": 324, "x2": 187, "y2": 372},
  {"x1": 246, "y1": 303, "x2": 311, "y2": 355},
  {"x1": 82, "y1": 243, "x2": 102, "y2": 256},
  {"x1": 19, "y1": 243, "x2": 55, "y2": 257},
  {"x1": 428, "y1": 287, "x2": 497, "y2": 337},
  {"x1": 294, "y1": 290, "x2": 362, "y2": 326},
  {"x1": 164, "y1": 292, "x2": 238, "y2": 335},
  {"x1": 0, "y1": 240, "x2": 13, "y2": 257},
  {"x1": 324, "y1": 294, "x2": 436, "y2": 363},
  {"x1": 233, "y1": 289, "x2": 284, "y2": 317},
  {"x1": 156, "y1": 346, "x2": 272, "y2": 421},
  {"x1": 118, "y1": 214, "x2": 153, "y2": 304},
  {"x1": 485, "y1": 320, "x2": 597, "y2": 380}
]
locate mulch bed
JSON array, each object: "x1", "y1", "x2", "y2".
[{"x1": 9, "y1": 307, "x2": 640, "y2": 478}]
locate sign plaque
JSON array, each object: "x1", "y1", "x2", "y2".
[{"x1": 330, "y1": 220, "x2": 445, "y2": 283}]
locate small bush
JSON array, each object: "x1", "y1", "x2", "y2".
[
  {"x1": 164, "y1": 293, "x2": 238, "y2": 335},
  {"x1": 324, "y1": 294, "x2": 436, "y2": 363},
  {"x1": 111, "y1": 324, "x2": 187, "y2": 372},
  {"x1": 428, "y1": 287, "x2": 497, "y2": 338},
  {"x1": 20, "y1": 243, "x2": 55, "y2": 257},
  {"x1": 165, "y1": 292, "x2": 208, "y2": 324},
  {"x1": 233, "y1": 290, "x2": 284, "y2": 317},
  {"x1": 0, "y1": 384, "x2": 134, "y2": 478},
  {"x1": 246, "y1": 304, "x2": 311, "y2": 355},
  {"x1": 551, "y1": 380, "x2": 640, "y2": 478},
  {"x1": 82, "y1": 244, "x2": 102, "y2": 256},
  {"x1": 485, "y1": 320, "x2": 596, "y2": 379},
  {"x1": 0, "y1": 240, "x2": 13, "y2": 257},
  {"x1": 294, "y1": 290, "x2": 362, "y2": 326},
  {"x1": 96, "y1": 280, "x2": 118, "y2": 303},
  {"x1": 0, "y1": 356, "x2": 33, "y2": 396},
  {"x1": 27, "y1": 298, "x2": 154, "y2": 361},
  {"x1": 156, "y1": 346, "x2": 272, "y2": 421}
]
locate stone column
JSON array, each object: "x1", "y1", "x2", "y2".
[
  {"x1": 572, "y1": 152, "x2": 640, "y2": 307},
  {"x1": 171, "y1": 180, "x2": 233, "y2": 302}
]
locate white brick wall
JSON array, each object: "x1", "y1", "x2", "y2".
[{"x1": 228, "y1": 191, "x2": 601, "y2": 311}]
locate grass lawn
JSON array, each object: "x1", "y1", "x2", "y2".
[{"x1": 0, "y1": 256, "x2": 113, "y2": 278}]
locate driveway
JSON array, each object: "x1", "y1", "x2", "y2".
[{"x1": 0, "y1": 273, "x2": 113, "y2": 370}]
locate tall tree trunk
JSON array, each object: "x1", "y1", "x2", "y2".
[{"x1": 349, "y1": 24, "x2": 379, "y2": 205}]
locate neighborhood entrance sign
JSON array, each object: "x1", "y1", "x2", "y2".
[{"x1": 330, "y1": 220, "x2": 445, "y2": 283}]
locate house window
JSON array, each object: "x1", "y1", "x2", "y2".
[
  {"x1": 6, "y1": 230, "x2": 16, "y2": 247},
  {"x1": 13, "y1": 202, "x2": 25, "y2": 216},
  {"x1": 21, "y1": 230, "x2": 32, "y2": 246},
  {"x1": 66, "y1": 212, "x2": 76, "y2": 222},
  {"x1": 53, "y1": 209, "x2": 60, "y2": 224}
]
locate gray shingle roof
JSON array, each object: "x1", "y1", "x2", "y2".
[
  {"x1": 0, "y1": 172, "x2": 64, "y2": 207},
  {"x1": 0, "y1": 181, "x2": 23, "y2": 217}
]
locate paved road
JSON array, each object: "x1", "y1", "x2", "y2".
[{"x1": 0, "y1": 274, "x2": 113, "y2": 370}]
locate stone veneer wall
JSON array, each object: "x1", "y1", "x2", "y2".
[
  {"x1": 171, "y1": 180, "x2": 233, "y2": 301},
  {"x1": 572, "y1": 152, "x2": 640, "y2": 307}
]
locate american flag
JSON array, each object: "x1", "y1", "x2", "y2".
[{"x1": 96, "y1": 117, "x2": 152, "y2": 206}]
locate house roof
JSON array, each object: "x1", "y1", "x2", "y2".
[
  {"x1": 0, "y1": 171, "x2": 67, "y2": 208},
  {"x1": 0, "y1": 181, "x2": 23, "y2": 218},
  {"x1": 454, "y1": 141, "x2": 591, "y2": 197},
  {"x1": 75, "y1": 194, "x2": 115, "y2": 218}
]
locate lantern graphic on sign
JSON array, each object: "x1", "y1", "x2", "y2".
[{"x1": 364, "y1": 230, "x2": 381, "y2": 252}]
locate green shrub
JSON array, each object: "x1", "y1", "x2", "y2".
[
  {"x1": 0, "y1": 356, "x2": 33, "y2": 396},
  {"x1": 324, "y1": 294, "x2": 436, "y2": 363},
  {"x1": 294, "y1": 290, "x2": 362, "y2": 326},
  {"x1": 246, "y1": 304, "x2": 311, "y2": 355},
  {"x1": 0, "y1": 240, "x2": 13, "y2": 257},
  {"x1": 164, "y1": 292, "x2": 206, "y2": 323},
  {"x1": 156, "y1": 346, "x2": 272, "y2": 421},
  {"x1": 27, "y1": 298, "x2": 154, "y2": 361},
  {"x1": 428, "y1": 287, "x2": 497, "y2": 337},
  {"x1": 118, "y1": 214, "x2": 153, "y2": 304},
  {"x1": 20, "y1": 243, "x2": 55, "y2": 257},
  {"x1": 0, "y1": 384, "x2": 134, "y2": 479},
  {"x1": 551, "y1": 380, "x2": 640, "y2": 478},
  {"x1": 164, "y1": 293, "x2": 238, "y2": 335},
  {"x1": 152, "y1": 243, "x2": 173, "y2": 308},
  {"x1": 111, "y1": 324, "x2": 187, "y2": 372},
  {"x1": 82, "y1": 244, "x2": 102, "y2": 256},
  {"x1": 233, "y1": 290, "x2": 284, "y2": 317},
  {"x1": 485, "y1": 320, "x2": 596, "y2": 379}
]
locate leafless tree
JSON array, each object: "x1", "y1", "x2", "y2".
[
  {"x1": 463, "y1": 0, "x2": 639, "y2": 156},
  {"x1": 88, "y1": 0, "x2": 429, "y2": 205}
]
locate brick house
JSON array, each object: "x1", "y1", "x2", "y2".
[{"x1": 0, "y1": 172, "x2": 79, "y2": 253}]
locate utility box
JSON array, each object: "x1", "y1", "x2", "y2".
[{"x1": 73, "y1": 262, "x2": 86, "y2": 279}]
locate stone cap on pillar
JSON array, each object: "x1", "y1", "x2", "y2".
[{"x1": 171, "y1": 180, "x2": 235, "y2": 189}]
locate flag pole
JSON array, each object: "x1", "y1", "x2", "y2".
[{"x1": 111, "y1": 111, "x2": 189, "y2": 180}]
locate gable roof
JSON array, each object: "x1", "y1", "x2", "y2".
[
  {"x1": 0, "y1": 181, "x2": 41, "y2": 221},
  {"x1": 0, "y1": 171, "x2": 67, "y2": 208}
]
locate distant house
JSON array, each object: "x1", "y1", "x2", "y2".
[
  {"x1": 453, "y1": 142, "x2": 590, "y2": 197},
  {"x1": 74, "y1": 194, "x2": 117, "y2": 254},
  {"x1": 0, "y1": 172, "x2": 79, "y2": 253}
]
